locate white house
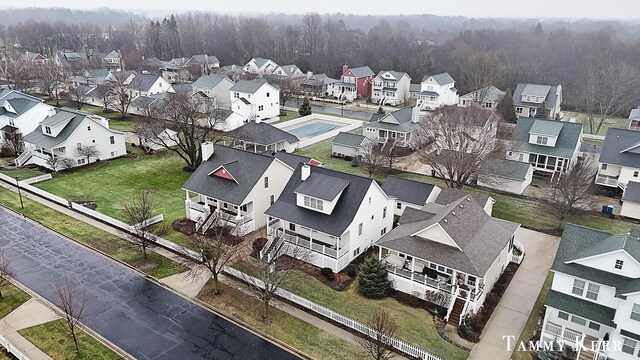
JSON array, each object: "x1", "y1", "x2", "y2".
[
  {"x1": 506, "y1": 117, "x2": 583, "y2": 174},
  {"x1": 417, "y1": 72, "x2": 459, "y2": 110},
  {"x1": 477, "y1": 159, "x2": 534, "y2": 195},
  {"x1": 185, "y1": 54, "x2": 220, "y2": 73},
  {"x1": 192, "y1": 74, "x2": 235, "y2": 109},
  {"x1": 381, "y1": 176, "x2": 441, "y2": 216},
  {"x1": 629, "y1": 108, "x2": 640, "y2": 131},
  {"x1": 621, "y1": 182, "x2": 640, "y2": 220},
  {"x1": 371, "y1": 70, "x2": 412, "y2": 106},
  {"x1": 541, "y1": 224, "x2": 640, "y2": 360},
  {"x1": 596, "y1": 128, "x2": 640, "y2": 190},
  {"x1": 129, "y1": 73, "x2": 175, "y2": 98},
  {"x1": 272, "y1": 64, "x2": 305, "y2": 78},
  {"x1": 376, "y1": 193, "x2": 521, "y2": 325},
  {"x1": 0, "y1": 91, "x2": 53, "y2": 142},
  {"x1": 331, "y1": 132, "x2": 369, "y2": 159},
  {"x1": 243, "y1": 57, "x2": 279, "y2": 75},
  {"x1": 513, "y1": 83, "x2": 563, "y2": 119},
  {"x1": 18, "y1": 108, "x2": 126, "y2": 169},
  {"x1": 363, "y1": 107, "x2": 424, "y2": 148},
  {"x1": 459, "y1": 85, "x2": 506, "y2": 109},
  {"x1": 226, "y1": 120, "x2": 300, "y2": 153},
  {"x1": 229, "y1": 78, "x2": 280, "y2": 122},
  {"x1": 264, "y1": 164, "x2": 395, "y2": 272},
  {"x1": 182, "y1": 143, "x2": 295, "y2": 236},
  {"x1": 101, "y1": 50, "x2": 123, "y2": 72}
]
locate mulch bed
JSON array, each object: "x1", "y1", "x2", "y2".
[
  {"x1": 173, "y1": 218, "x2": 196, "y2": 236},
  {"x1": 73, "y1": 200, "x2": 97, "y2": 210},
  {"x1": 292, "y1": 259, "x2": 354, "y2": 291}
]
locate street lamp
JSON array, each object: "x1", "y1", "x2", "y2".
[{"x1": 15, "y1": 176, "x2": 23, "y2": 209}]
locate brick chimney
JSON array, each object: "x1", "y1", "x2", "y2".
[{"x1": 342, "y1": 64, "x2": 349, "y2": 76}]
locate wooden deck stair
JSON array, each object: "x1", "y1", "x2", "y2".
[{"x1": 447, "y1": 297, "x2": 466, "y2": 326}]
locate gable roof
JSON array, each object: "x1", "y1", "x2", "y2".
[
  {"x1": 377, "y1": 194, "x2": 519, "y2": 276},
  {"x1": 332, "y1": 132, "x2": 366, "y2": 148},
  {"x1": 277, "y1": 64, "x2": 302, "y2": 77},
  {"x1": 261, "y1": 151, "x2": 315, "y2": 170},
  {"x1": 381, "y1": 176, "x2": 437, "y2": 206},
  {"x1": 188, "y1": 54, "x2": 219, "y2": 65},
  {"x1": 182, "y1": 146, "x2": 275, "y2": 205},
  {"x1": 0, "y1": 98, "x2": 39, "y2": 118},
  {"x1": 545, "y1": 290, "x2": 616, "y2": 327},
  {"x1": 375, "y1": 70, "x2": 409, "y2": 81},
  {"x1": 435, "y1": 187, "x2": 490, "y2": 209},
  {"x1": 507, "y1": 117, "x2": 582, "y2": 158},
  {"x1": 294, "y1": 172, "x2": 350, "y2": 201},
  {"x1": 230, "y1": 78, "x2": 272, "y2": 94},
  {"x1": 89, "y1": 68, "x2": 110, "y2": 79},
  {"x1": 345, "y1": 66, "x2": 374, "y2": 78},
  {"x1": 530, "y1": 119, "x2": 564, "y2": 137},
  {"x1": 193, "y1": 74, "x2": 231, "y2": 89},
  {"x1": 460, "y1": 86, "x2": 505, "y2": 103},
  {"x1": 630, "y1": 108, "x2": 640, "y2": 121},
  {"x1": 227, "y1": 121, "x2": 299, "y2": 146},
  {"x1": 422, "y1": 72, "x2": 455, "y2": 85},
  {"x1": 252, "y1": 57, "x2": 275, "y2": 69},
  {"x1": 265, "y1": 164, "x2": 376, "y2": 237},
  {"x1": 513, "y1": 83, "x2": 561, "y2": 109},
  {"x1": 599, "y1": 128, "x2": 640, "y2": 168},
  {"x1": 480, "y1": 159, "x2": 531, "y2": 181},
  {"x1": 624, "y1": 181, "x2": 640, "y2": 203},
  {"x1": 367, "y1": 107, "x2": 422, "y2": 133},
  {"x1": 129, "y1": 73, "x2": 162, "y2": 92}
]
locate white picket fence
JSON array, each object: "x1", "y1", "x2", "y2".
[
  {"x1": 0, "y1": 173, "x2": 17, "y2": 186},
  {"x1": 0, "y1": 335, "x2": 30, "y2": 360},
  {"x1": 582, "y1": 133, "x2": 606, "y2": 141},
  {"x1": 20, "y1": 174, "x2": 52, "y2": 185},
  {"x1": 19, "y1": 182, "x2": 70, "y2": 207},
  {"x1": 224, "y1": 266, "x2": 442, "y2": 360}
]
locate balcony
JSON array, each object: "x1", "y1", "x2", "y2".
[
  {"x1": 268, "y1": 227, "x2": 348, "y2": 259},
  {"x1": 386, "y1": 263, "x2": 454, "y2": 294},
  {"x1": 595, "y1": 174, "x2": 620, "y2": 188}
]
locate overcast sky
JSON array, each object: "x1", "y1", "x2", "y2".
[{"x1": 6, "y1": 0, "x2": 640, "y2": 19}]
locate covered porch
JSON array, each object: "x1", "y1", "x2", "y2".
[
  {"x1": 528, "y1": 153, "x2": 569, "y2": 173},
  {"x1": 375, "y1": 129, "x2": 411, "y2": 147},
  {"x1": 184, "y1": 191, "x2": 255, "y2": 234}
]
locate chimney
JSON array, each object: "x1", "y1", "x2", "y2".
[
  {"x1": 201, "y1": 141, "x2": 215, "y2": 161},
  {"x1": 306, "y1": 71, "x2": 313, "y2": 79},
  {"x1": 411, "y1": 106, "x2": 421, "y2": 123},
  {"x1": 301, "y1": 164, "x2": 311, "y2": 181},
  {"x1": 342, "y1": 64, "x2": 349, "y2": 75},
  {"x1": 47, "y1": 108, "x2": 56, "y2": 117},
  {"x1": 255, "y1": 116, "x2": 261, "y2": 124}
]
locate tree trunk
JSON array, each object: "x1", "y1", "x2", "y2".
[
  {"x1": 72, "y1": 331, "x2": 80, "y2": 353},
  {"x1": 212, "y1": 274, "x2": 220, "y2": 295},
  {"x1": 262, "y1": 299, "x2": 270, "y2": 320},
  {"x1": 142, "y1": 244, "x2": 148, "y2": 260}
]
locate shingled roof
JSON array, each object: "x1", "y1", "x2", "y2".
[
  {"x1": 381, "y1": 176, "x2": 438, "y2": 206},
  {"x1": 227, "y1": 121, "x2": 299, "y2": 146},
  {"x1": 599, "y1": 128, "x2": 640, "y2": 168},
  {"x1": 507, "y1": 117, "x2": 582, "y2": 158}
]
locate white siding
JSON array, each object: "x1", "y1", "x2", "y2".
[
  {"x1": 244, "y1": 159, "x2": 293, "y2": 230},
  {"x1": 621, "y1": 201, "x2": 640, "y2": 220}
]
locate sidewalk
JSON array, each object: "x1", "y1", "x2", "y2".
[{"x1": 0, "y1": 298, "x2": 59, "y2": 360}]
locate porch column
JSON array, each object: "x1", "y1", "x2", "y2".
[
  {"x1": 410, "y1": 257, "x2": 415, "y2": 281},
  {"x1": 378, "y1": 245, "x2": 382, "y2": 259},
  {"x1": 336, "y1": 235, "x2": 341, "y2": 255}
]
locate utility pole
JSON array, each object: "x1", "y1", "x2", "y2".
[{"x1": 15, "y1": 177, "x2": 23, "y2": 209}]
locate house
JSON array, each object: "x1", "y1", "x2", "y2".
[
  {"x1": 459, "y1": 86, "x2": 506, "y2": 109},
  {"x1": 18, "y1": 108, "x2": 126, "y2": 169},
  {"x1": 182, "y1": 143, "x2": 294, "y2": 236},
  {"x1": 226, "y1": 120, "x2": 300, "y2": 153},
  {"x1": 417, "y1": 72, "x2": 459, "y2": 110},
  {"x1": 371, "y1": 70, "x2": 412, "y2": 106},
  {"x1": 218, "y1": 64, "x2": 245, "y2": 81},
  {"x1": 326, "y1": 81, "x2": 357, "y2": 101},
  {"x1": 506, "y1": 117, "x2": 583, "y2": 174},
  {"x1": 20, "y1": 51, "x2": 47, "y2": 65},
  {"x1": 513, "y1": 83, "x2": 563, "y2": 119},
  {"x1": 229, "y1": 78, "x2": 280, "y2": 122},
  {"x1": 303, "y1": 73, "x2": 339, "y2": 97},
  {"x1": 596, "y1": 128, "x2": 640, "y2": 190},
  {"x1": 363, "y1": 106, "x2": 424, "y2": 148},
  {"x1": 376, "y1": 193, "x2": 521, "y2": 325},
  {"x1": 128, "y1": 73, "x2": 174, "y2": 98},
  {"x1": 272, "y1": 64, "x2": 304, "y2": 78},
  {"x1": 381, "y1": 176, "x2": 441, "y2": 216},
  {"x1": 77, "y1": 68, "x2": 112, "y2": 86},
  {"x1": 161, "y1": 58, "x2": 186, "y2": 83},
  {"x1": 264, "y1": 164, "x2": 395, "y2": 272},
  {"x1": 331, "y1": 132, "x2": 368, "y2": 159},
  {"x1": 55, "y1": 51, "x2": 88, "y2": 67},
  {"x1": 629, "y1": 108, "x2": 640, "y2": 131},
  {"x1": 101, "y1": 51, "x2": 123, "y2": 72},
  {"x1": 185, "y1": 54, "x2": 220, "y2": 73},
  {"x1": 428, "y1": 106, "x2": 500, "y2": 153},
  {"x1": 477, "y1": 159, "x2": 534, "y2": 195},
  {"x1": 261, "y1": 151, "x2": 323, "y2": 169},
  {"x1": 409, "y1": 83, "x2": 421, "y2": 100},
  {"x1": 0, "y1": 93, "x2": 54, "y2": 143},
  {"x1": 128, "y1": 93, "x2": 169, "y2": 116},
  {"x1": 243, "y1": 57, "x2": 279, "y2": 75},
  {"x1": 192, "y1": 74, "x2": 235, "y2": 109},
  {"x1": 540, "y1": 224, "x2": 640, "y2": 360},
  {"x1": 434, "y1": 187, "x2": 494, "y2": 216},
  {"x1": 338, "y1": 64, "x2": 375, "y2": 99},
  {"x1": 621, "y1": 182, "x2": 640, "y2": 220}
]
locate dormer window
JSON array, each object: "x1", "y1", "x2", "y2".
[
  {"x1": 536, "y1": 136, "x2": 548, "y2": 145},
  {"x1": 615, "y1": 259, "x2": 624, "y2": 269},
  {"x1": 45, "y1": 126, "x2": 51, "y2": 134},
  {"x1": 303, "y1": 196, "x2": 323, "y2": 211}
]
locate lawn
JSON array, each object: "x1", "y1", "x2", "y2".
[
  {"x1": 0, "y1": 187, "x2": 186, "y2": 279},
  {"x1": 567, "y1": 111, "x2": 629, "y2": 136},
  {"x1": 19, "y1": 320, "x2": 121, "y2": 360},
  {"x1": 274, "y1": 111, "x2": 301, "y2": 124},
  {"x1": 197, "y1": 280, "x2": 371, "y2": 360},
  {"x1": 0, "y1": 167, "x2": 47, "y2": 180},
  {"x1": 277, "y1": 270, "x2": 469, "y2": 360},
  {"x1": 107, "y1": 119, "x2": 135, "y2": 132},
  {"x1": 511, "y1": 272, "x2": 553, "y2": 360},
  {"x1": 33, "y1": 148, "x2": 193, "y2": 247},
  {"x1": 0, "y1": 283, "x2": 30, "y2": 318}
]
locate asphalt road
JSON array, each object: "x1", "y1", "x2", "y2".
[{"x1": 0, "y1": 207, "x2": 299, "y2": 360}]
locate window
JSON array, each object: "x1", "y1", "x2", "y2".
[
  {"x1": 396, "y1": 202, "x2": 402, "y2": 209},
  {"x1": 111, "y1": 151, "x2": 115, "y2": 157},
  {"x1": 635, "y1": 171, "x2": 639, "y2": 178},
  {"x1": 270, "y1": 195, "x2": 275, "y2": 205},
  {"x1": 371, "y1": 215, "x2": 374, "y2": 220},
  {"x1": 507, "y1": 151, "x2": 513, "y2": 157},
  {"x1": 289, "y1": 223, "x2": 296, "y2": 231},
  {"x1": 516, "y1": 107, "x2": 523, "y2": 114},
  {"x1": 631, "y1": 304, "x2": 640, "y2": 321},
  {"x1": 572, "y1": 279, "x2": 585, "y2": 296},
  {"x1": 558, "y1": 311, "x2": 569, "y2": 321},
  {"x1": 234, "y1": 92, "x2": 239, "y2": 98},
  {"x1": 76, "y1": 142, "x2": 82, "y2": 150},
  {"x1": 264, "y1": 176, "x2": 269, "y2": 188},
  {"x1": 586, "y1": 283, "x2": 599, "y2": 300},
  {"x1": 445, "y1": 268, "x2": 453, "y2": 275},
  {"x1": 616, "y1": 260, "x2": 624, "y2": 269},
  {"x1": 570, "y1": 316, "x2": 587, "y2": 326},
  {"x1": 258, "y1": 105, "x2": 264, "y2": 111},
  {"x1": 383, "y1": 207, "x2": 387, "y2": 219},
  {"x1": 266, "y1": 92, "x2": 270, "y2": 97},
  {"x1": 77, "y1": 159, "x2": 86, "y2": 165},
  {"x1": 87, "y1": 126, "x2": 91, "y2": 131},
  {"x1": 622, "y1": 338, "x2": 636, "y2": 355},
  {"x1": 45, "y1": 126, "x2": 51, "y2": 134},
  {"x1": 380, "y1": 227, "x2": 387, "y2": 236},
  {"x1": 588, "y1": 322, "x2": 600, "y2": 331},
  {"x1": 303, "y1": 196, "x2": 323, "y2": 211},
  {"x1": 601, "y1": 164, "x2": 608, "y2": 170},
  {"x1": 240, "y1": 204, "x2": 247, "y2": 212},
  {"x1": 358, "y1": 223, "x2": 363, "y2": 236},
  {"x1": 368, "y1": 197, "x2": 371, "y2": 203},
  {"x1": 536, "y1": 136, "x2": 548, "y2": 145},
  {"x1": 110, "y1": 136, "x2": 115, "y2": 144},
  {"x1": 518, "y1": 153, "x2": 525, "y2": 162},
  {"x1": 467, "y1": 276, "x2": 476, "y2": 286},
  {"x1": 353, "y1": 247, "x2": 360, "y2": 257}
]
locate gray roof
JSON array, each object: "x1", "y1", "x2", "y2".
[
  {"x1": 261, "y1": 151, "x2": 314, "y2": 169},
  {"x1": 345, "y1": 66, "x2": 374, "y2": 78},
  {"x1": 278, "y1": 65, "x2": 301, "y2": 77},
  {"x1": 623, "y1": 181, "x2": 640, "y2": 203},
  {"x1": 332, "y1": 132, "x2": 366, "y2": 148},
  {"x1": 480, "y1": 159, "x2": 531, "y2": 181},
  {"x1": 265, "y1": 164, "x2": 376, "y2": 237},
  {"x1": 435, "y1": 188, "x2": 489, "y2": 209},
  {"x1": 630, "y1": 108, "x2": 640, "y2": 121},
  {"x1": 522, "y1": 84, "x2": 551, "y2": 97},
  {"x1": 227, "y1": 121, "x2": 299, "y2": 146},
  {"x1": 230, "y1": 78, "x2": 270, "y2": 94},
  {"x1": 172, "y1": 84, "x2": 192, "y2": 93},
  {"x1": 545, "y1": 290, "x2": 616, "y2": 327},
  {"x1": 507, "y1": 117, "x2": 582, "y2": 158},
  {"x1": 422, "y1": 72, "x2": 455, "y2": 85},
  {"x1": 366, "y1": 107, "x2": 422, "y2": 133},
  {"x1": 182, "y1": 146, "x2": 275, "y2": 205},
  {"x1": 375, "y1": 70, "x2": 409, "y2": 81},
  {"x1": 551, "y1": 224, "x2": 640, "y2": 297},
  {"x1": 0, "y1": 98, "x2": 39, "y2": 118},
  {"x1": 599, "y1": 128, "x2": 640, "y2": 168},
  {"x1": 294, "y1": 172, "x2": 350, "y2": 201},
  {"x1": 460, "y1": 86, "x2": 505, "y2": 103},
  {"x1": 419, "y1": 91, "x2": 440, "y2": 97},
  {"x1": 377, "y1": 194, "x2": 519, "y2": 276},
  {"x1": 189, "y1": 54, "x2": 219, "y2": 65},
  {"x1": 409, "y1": 83, "x2": 421, "y2": 93},
  {"x1": 530, "y1": 119, "x2": 564, "y2": 137},
  {"x1": 39, "y1": 111, "x2": 75, "y2": 127},
  {"x1": 24, "y1": 110, "x2": 115, "y2": 149},
  {"x1": 89, "y1": 69, "x2": 110, "y2": 78},
  {"x1": 130, "y1": 73, "x2": 161, "y2": 92},
  {"x1": 253, "y1": 57, "x2": 274, "y2": 69},
  {"x1": 193, "y1": 74, "x2": 230, "y2": 89},
  {"x1": 381, "y1": 176, "x2": 437, "y2": 206},
  {"x1": 513, "y1": 83, "x2": 560, "y2": 109}
]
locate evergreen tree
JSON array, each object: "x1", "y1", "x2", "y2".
[
  {"x1": 535, "y1": 101, "x2": 550, "y2": 119},
  {"x1": 358, "y1": 256, "x2": 392, "y2": 299},
  {"x1": 497, "y1": 88, "x2": 518, "y2": 123},
  {"x1": 537, "y1": 340, "x2": 563, "y2": 360},
  {"x1": 377, "y1": 106, "x2": 385, "y2": 114},
  {"x1": 299, "y1": 97, "x2": 312, "y2": 116}
]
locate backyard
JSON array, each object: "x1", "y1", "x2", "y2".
[{"x1": 566, "y1": 111, "x2": 629, "y2": 136}]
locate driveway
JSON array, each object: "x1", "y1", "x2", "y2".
[
  {"x1": 468, "y1": 228, "x2": 559, "y2": 360},
  {"x1": 0, "y1": 207, "x2": 299, "y2": 360}
]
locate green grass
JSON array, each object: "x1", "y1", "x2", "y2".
[
  {"x1": 567, "y1": 111, "x2": 629, "y2": 136},
  {"x1": 274, "y1": 111, "x2": 301, "y2": 124},
  {"x1": 0, "y1": 283, "x2": 30, "y2": 318},
  {"x1": 19, "y1": 320, "x2": 121, "y2": 360},
  {"x1": 512, "y1": 272, "x2": 553, "y2": 360},
  {"x1": 33, "y1": 148, "x2": 192, "y2": 247},
  {"x1": 107, "y1": 120, "x2": 135, "y2": 132},
  {"x1": 0, "y1": 187, "x2": 186, "y2": 279},
  {"x1": 0, "y1": 168, "x2": 47, "y2": 180},
  {"x1": 197, "y1": 280, "x2": 370, "y2": 360}
]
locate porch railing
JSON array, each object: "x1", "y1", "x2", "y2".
[
  {"x1": 15, "y1": 150, "x2": 32, "y2": 166},
  {"x1": 595, "y1": 175, "x2": 619, "y2": 187},
  {"x1": 544, "y1": 322, "x2": 563, "y2": 337},
  {"x1": 280, "y1": 230, "x2": 348, "y2": 259},
  {"x1": 386, "y1": 264, "x2": 454, "y2": 293}
]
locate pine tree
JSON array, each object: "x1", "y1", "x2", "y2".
[
  {"x1": 497, "y1": 88, "x2": 518, "y2": 123},
  {"x1": 299, "y1": 97, "x2": 312, "y2": 116},
  {"x1": 537, "y1": 340, "x2": 563, "y2": 360},
  {"x1": 535, "y1": 101, "x2": 550, "y2": 119},
  {"x1": 358, "y1": 256, "x2": 392, "y2": 299},
  {"x1": 377, "y1": 106, "x2": 385, "y2": 114}
]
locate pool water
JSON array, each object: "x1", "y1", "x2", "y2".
[{"x1": 286, "y1": 122, "x2": 341, "y2": 139}]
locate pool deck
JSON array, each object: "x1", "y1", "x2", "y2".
[{"x1": 273, "y1": 113, "x2": 362, "y2": 148}]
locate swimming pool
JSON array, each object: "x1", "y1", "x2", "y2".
[{"x1": 286, "y1": 121, "x2": 342, "y2": 139}]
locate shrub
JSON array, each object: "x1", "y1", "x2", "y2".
[
  {"x1": 346, "y1": 267, "x2": 357, "y2": 278},
  {"x1": 457, "y1": 317, "x2": 480, "y2": 343},
  {"x1": 484, "y1": 292, "x2": 500, "y2": 309},
  {"x1": 320, "y1": 267, "x2": 333, "y2": 277},
  {"x1": 358, "y1": 255, "x2": 392, "y2": 299},
  {"x1": 298, "y1": 97, "x2": 312, "y2": 116}
]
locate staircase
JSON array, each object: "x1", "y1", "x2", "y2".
[
  {"x1": 447, "y1": 298, "x2": 467, "y2": 326},
  {"x1": 260, "y1": 231, "x2": 284, "y2": 263},
  {"x1": 577, "y1": 335, "x2": 600, "y2": 360},
  {"x1": 195, "y1": 207, "x2": 212, "y2": 232},
  {"x1": 199, "y1": 211, "x2": 218, "y2": 234},
  {"x1": 14, "y1": 150, "x2": 32, "y2": 167}
]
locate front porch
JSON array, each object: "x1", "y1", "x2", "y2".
[
  {"x1": 185, "y1": 192, "x2": 255, "y2": 235},
  {"x1": 541, "y1": 322, "x2": 606, "y2": 359}
]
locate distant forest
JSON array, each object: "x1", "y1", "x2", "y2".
[{"x1": 1, "y1": 8, "x2": 639, "y2": 114}]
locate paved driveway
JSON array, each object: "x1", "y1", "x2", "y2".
[
  {"x1": 0, "y1": 207, "x2": 299, "y2": 360},
  {"x1": 469, "y1": 228, "x2": 559, "y2": 360}
]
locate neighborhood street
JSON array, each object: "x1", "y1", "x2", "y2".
[{"x1": 0, "y1": 206, "x2": 299, "y2": 360}]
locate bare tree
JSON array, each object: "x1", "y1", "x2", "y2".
[
  {"x1": 109, "y1": 79, "x2": 134, "y2": 119},
  {"x1": 359, "y1": 140, "x2": 384, "y2": 178},
  {"x1": 301, "y1": 13, "x2": 322, "y2": 56},
  {"x1": 459, "y1": 52, "x2": 500, "y2": 104},
  {"x1": 59, "y1": 157, "x2": 77, "y2": 170},
  {"x1": 122, "y1": 191, "x2": 170, "y2": 259},
  {"x1": 45, "y1": 155, "x2": 61, "y2": 172},
  {"x1": 355, "y1": 308, "x2": 399, "y2": 360},
  {"x1": 265, "y1": 75, "x2": 302, "y2": 106},
  {"x1": 74, "y1": 144, "x2": 100, "y2": 164},
  {"x1": 0, "y1": 250, "x2": 14, "y2": 299},
  {"x1": 52, "y1": 279, "x2": 86, "y2": 354},
  {"x1": 94, "y1": 82, "x2": 116, "y2": 112},
  {"x1": 552, "y1": 159, "x2": 597, "y2": 225},
  {"x1": 1, "y1": 129, "x2": 23, "y2": 157},
  {"x1": 382, "y1": 138, "x2": 401, "y2": 172},
  {"x1": 5, "y1": 62, "x2": 32, "y2": 93},
  {"x1": 68, "y1": 85, "x2": 88, "y2": 110}
]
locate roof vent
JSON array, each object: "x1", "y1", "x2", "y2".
[
  {"x1": 452, "y1": 211, "x2": 456, "y2": 216},
  {"x1": 459, "y1": 204, "x2": 464, "y2": 208},
  {"x1": 466, "y1": 197, "x2": 471, "y2": 202},
  {"x1": 443, "y1": 218, "x2": 448, "y2": 223}
]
